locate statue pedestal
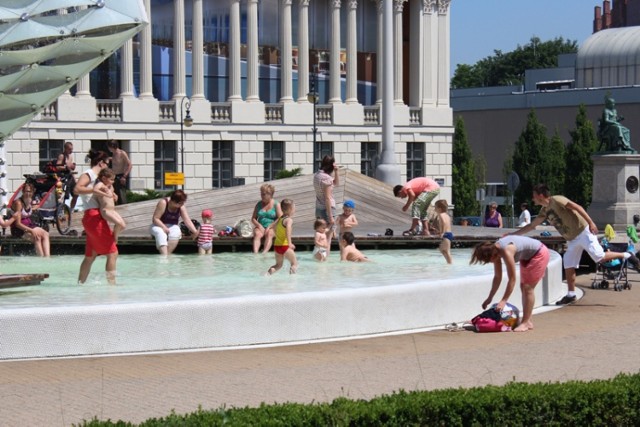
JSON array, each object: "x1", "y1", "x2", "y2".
[{"x1": 588, "y1": 154, "x2": 640, "y2": 230}]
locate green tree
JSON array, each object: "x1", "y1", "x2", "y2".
[
  {"x1": 546, "y1": 129, "x2": 567, "y2": 195},
  {"x1": 452, "y1": 116, "x2": 479, "y2": 216},
  {"x1": 451, "y1": 37, "x2": 578, "y2": 89},
  {"x1": 512, "y1": 109, "x2": 551, "y2": 212},
  {"x1": 565, "y1": 104, "x2": 598, "y2": 208}
]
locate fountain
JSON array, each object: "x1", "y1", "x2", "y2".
[{"x1": 0, "y1": 248, "x2": 564, "y2": 359}]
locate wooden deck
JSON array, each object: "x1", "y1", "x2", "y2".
[{"x1": 0, "y1": 169, "x2": 567, "y2": 254}]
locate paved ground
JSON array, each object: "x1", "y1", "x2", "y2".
[{"x1": 1, "y1": 272, "x2": 639, "y2": 426}]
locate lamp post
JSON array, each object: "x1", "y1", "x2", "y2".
[
  {"x1": 307, "y1": 67, "x2": 318, "y2": 145},
  {"x1": 180, "y1": 96, "x2": 193, "y2": 190}
]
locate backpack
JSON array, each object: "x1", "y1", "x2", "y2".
[
  {"x1": 180, "y1": 219, "x2": 201, "y2": 236},
  {"x1": 43, "y1": 160, "x2": 58, "y2": 174},
  {"x1": 234, "y1": 219, "x2": 254, "y2": 238},
  {"x1": 471, "y1": 303, "x2": 520, "y2": 333}
]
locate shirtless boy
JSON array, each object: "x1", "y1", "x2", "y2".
[
  {"x1": 93, "y1": 168, "x2": 127, "y2": 243},
  {"x1": 107, "y1": 140, "x2": 132, "y2": 205},
  {"x1": 340, "y1": 231, "x2": 369, "y2": 262}
]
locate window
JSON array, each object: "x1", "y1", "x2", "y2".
[
  {"x1": 314, "y1": 141, "x2": 333, "y2": 171},
  {"x1": 154, "y1": 140, "x2": 177, "y2": 190},
  {"x1": 406, "y1": 142, "x2": 425, "y2": 180},
  {"x1": 264, "y1": 141, "x2": 284, "y2": 181},
  {"x1": 212, "y1": 141, "x2": 234, "y2": 188},
  {"x1": 39, "y1": 139, "x2": 64, "y2": 172},
  {"x1": 361, "y1": 142, "x2": 379, "y2": 177}
]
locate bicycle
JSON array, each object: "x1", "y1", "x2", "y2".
[{"x1": 7, "y1": 172, "x2": 75, "y2": 235}]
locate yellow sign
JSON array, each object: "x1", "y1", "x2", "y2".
[{"x1": 164, "y1": 172, "x2": 184, "y2": 186}]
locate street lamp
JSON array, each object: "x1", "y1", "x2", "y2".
[
  {"x1": 307, "y1": 68, "x2": 318, "y2": 145},
  {"x1": 180, "y1": 96, "x2": 193, "y2": 189}
]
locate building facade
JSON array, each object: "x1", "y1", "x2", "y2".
[{"x1": 2, "y1": 0, "x2": 454, "y2": 208}]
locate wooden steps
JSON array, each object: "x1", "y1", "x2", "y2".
[{"x1": 115, "y1": 169, "x2": 408, "y2": 234}]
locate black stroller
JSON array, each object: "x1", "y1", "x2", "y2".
[{"x1": 591, "y1": 240, "x2": 631, "y2": 292}]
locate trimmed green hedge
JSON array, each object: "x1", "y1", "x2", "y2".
[{"x1": 81, "y1": 373, "x2": 640, "y2": 426}]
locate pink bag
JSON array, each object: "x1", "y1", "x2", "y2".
[{"x1": 471, "y1": 316, "x2": 512, "y2": 332}]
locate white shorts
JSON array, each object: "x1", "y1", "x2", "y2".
[
  {"x1": 150, "y1": 224, "x2": 182, "y2": 249},
  {"x1": 563, "y1": 226, "x2": 605, "y2": 269},
  {"x1": 198, "y1": 242, "x2": 213, "y2": 251}
]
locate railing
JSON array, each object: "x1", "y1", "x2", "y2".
[
  {"x1": 363, "y1": 105, "x2": 380, "y2": 125},
  {"x1": 40, "y1": 102, "x2": 57, "y2": 121},
  {"x1": 409, "y1": 107, "x2": 422, "y2": 126},
  {"x1": 316, "y1": 105, "x2": 332, "y2": 124},
  {"x1": 265, "y1": 104, "x2": 283, "y2": 123},
  {"x1": 96, "y1": 100, "x2": 122, "y2": 121},
  {"x1": 211, "y1": 103, "x2": 231, "y2": 123},
  {"x1": 159, "y1": 101, "x2": 175, "y2": 122}
]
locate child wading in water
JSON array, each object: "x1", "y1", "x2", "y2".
[
  {"x1": 313, "y1": 218, "x2": 329, "y2": 261},
  {"x1": 268, "y1": 199, "x2": 298, "y2": 274},
  {"x1": 340, "y1": 231, "x2": 369, "y2": 262},
  {"x1": 337, "y1": 200, "x2": 358, "y2": 241},
  {"x1": 434, "y1": 199, "x2": 453, "y2": 264},
  {"x1": 93, "y1": 168, "x2": 126, "y2": 243},
  {"x1": 197, "y1": 209, "x2": 215, "y2": 255}
]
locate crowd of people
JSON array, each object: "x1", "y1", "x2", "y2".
[{"x1": 4, "y1": 149, "x2": 634, "y2": 334}]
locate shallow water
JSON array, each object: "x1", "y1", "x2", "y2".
[{"x1": 0, "y1": 249, "x2": 494, "y2": 309}]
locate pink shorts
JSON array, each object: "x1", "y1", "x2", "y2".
[{"x1": 520, "y1": 244, "x2": 550, "y2": 286}]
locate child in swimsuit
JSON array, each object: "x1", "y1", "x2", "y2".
[
  {"x1": 197, "y1": 209, "x2": 215, "y2": 255},
  {"x1": 93, "y1": 168, "x2": 126, "y2": 243},
  {"x1": 313, "y1": 218, "x2": 329, "y2": 261},
  {"x1": 434, "y1": 199, "x2": 453, "y2": 264},
  {"x1": 267, "y1": 199, "x2": 298, "y2": 274},
  {"x1": 340, "y1": 231, "x2": 369, "y2": 262}
]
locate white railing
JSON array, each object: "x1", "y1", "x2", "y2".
[
  {"x1": 159, "y1": 101, "x2": 175, "y2": 122},
  {"x1": 40, "y1": 102, "x2": 57, "y2": 121},
  {"x1": 96, "y1": 100, "x2": 122, "y2": 121},
  {"x1": 409, "y1": 107, "x2": 422, "y2": 125},
  {"x1": 363, "y1": 105, "x2": 380, "y2": 125},
  {"x1": 265, "y1": 104, "x2": 283, "y2": 123},
  {"x1": 316, "y1": 105, "x2": 332, "y2": 124},
  {"x1": 211, "y1": 103, "x2": 231, "y2": 122}
]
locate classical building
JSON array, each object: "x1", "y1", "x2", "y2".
[{"x1": 1, "y1": 0, "x2": 454, "y2": 209}]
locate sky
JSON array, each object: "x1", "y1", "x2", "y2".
[{"x1": 450, "y1": 0, "x2": 597, "y2": 76}]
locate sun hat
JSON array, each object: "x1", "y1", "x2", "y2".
[
  {"x1": 201, "y1": 209, "x2": 213, "y2": 218},
  {"x1": 343, "y1": 200, "x2": 355, "y2": 209}
]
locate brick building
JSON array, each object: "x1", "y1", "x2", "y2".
[{"x1": 593, "y1": 0, "x2": 640, "y2": 32}]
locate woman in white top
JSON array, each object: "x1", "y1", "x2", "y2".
[{"x1": 74, "y1": 150, "x2": 118, "y2": 284}]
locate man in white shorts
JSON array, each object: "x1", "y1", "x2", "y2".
[{"x1": 513, "y1": 184, "x2": 639, "y2": 305}]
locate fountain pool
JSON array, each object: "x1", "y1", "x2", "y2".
[{"x1": 0, "y1": 248, "x2": 565, "y2": 359}]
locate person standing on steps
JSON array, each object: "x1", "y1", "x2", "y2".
[{"x1": 107, "y1": 140, "x2": 132, "y2": 205}]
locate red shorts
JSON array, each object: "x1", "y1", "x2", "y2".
[
  {"x1": 274, "y1": 245, "x2": 289, "y2": 255},
  {"x1": 520, "y1": 244, "x2": 550, "y2": 285},
  {"x1": 82, "y1": 208, "x2": 117, "y2": 257}
]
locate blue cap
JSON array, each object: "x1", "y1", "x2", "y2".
[{"x1": 343, "y1": 200, "x2": 355, "y2": 209}]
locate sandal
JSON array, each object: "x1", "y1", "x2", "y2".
[
  {"x1": 402, "y1": 229, "x2": 417, "y2": 236},
  {"x1": 445, "y1": 323, "x2": 466, "y2": 332}
]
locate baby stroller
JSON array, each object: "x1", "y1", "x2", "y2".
[
  {"x1": 591, "y1": 240, "x2": 631, "y2": 292},
  {"x1": 7, "y1": 172, "x2": 74, "y2": 235}
]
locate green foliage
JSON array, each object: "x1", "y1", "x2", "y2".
[
  {"x1": 125, "y1": 189, "x2": 168, "y2": 203},
  {"x1": 452, "y1": 116, "x2": 480, "y2": 216},
  {"x1": 275, "y1": 167, "x2": 303, "y2": 179},
  {"x1": 451, "y1": 36, "x2": 578, "y2": 89},
  {"x1": 565, "y1": 104, "x2": 598, "y2": 209},
  {"x1": 80, "y1": 373, "x2": 640, "y2": 426},
  {"x1": 512, "y1": 109, "x2": 565, "y2": 213}
]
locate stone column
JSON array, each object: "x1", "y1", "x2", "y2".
[
  {"x1": 376, "y1": 0, "x2": 383, "y2": 105},
  {"x1": 408, "y1": 0, "x2": 422, "y2": 107},
  {"x1": 297, "y1": 0, "x2": 311, "y2": 103},
  {"x1": 393, "y1": 0, "x2": 405, "y2": 105},
  {"x1": 192, "y1": 0, "x2": 205, "y2": 100},
  {"x1": 139, "y1": 0, "x2": 154, "y2": 99},
  {"x1": 280, "y1": 0, "x2": 294, "y2": 103},
  {"x1": 421, "y1": 0, "x2": 437, "y2": 108},
  {"x1": 437, "y1": 0, "x2": 451, "y2": 107},
  {"x1": 120, "y1": 40, "x2": 135, "y2": 98},
  {"x1": 228, "y1": 0, "x2": 242, "y2": 101},
  {"x1": 246, "y1": 0, "x2": 260, "y2": 102},
  {"x1": 172, "y1": 0, "x2": 186, "y2": 99},
  {"x1": 345, "y1": 0, "x2": 358, "y2": 104},
  {"x1": 375, "y1": 0, "x2": 401, "y2": 185},
  {"x1": 329, "y1": 0, "x2": 342, "y2": 104}
]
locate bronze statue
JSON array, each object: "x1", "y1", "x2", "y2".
[{"x1": 598, "y1": 96, "x2": 636, "y2": 153}]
